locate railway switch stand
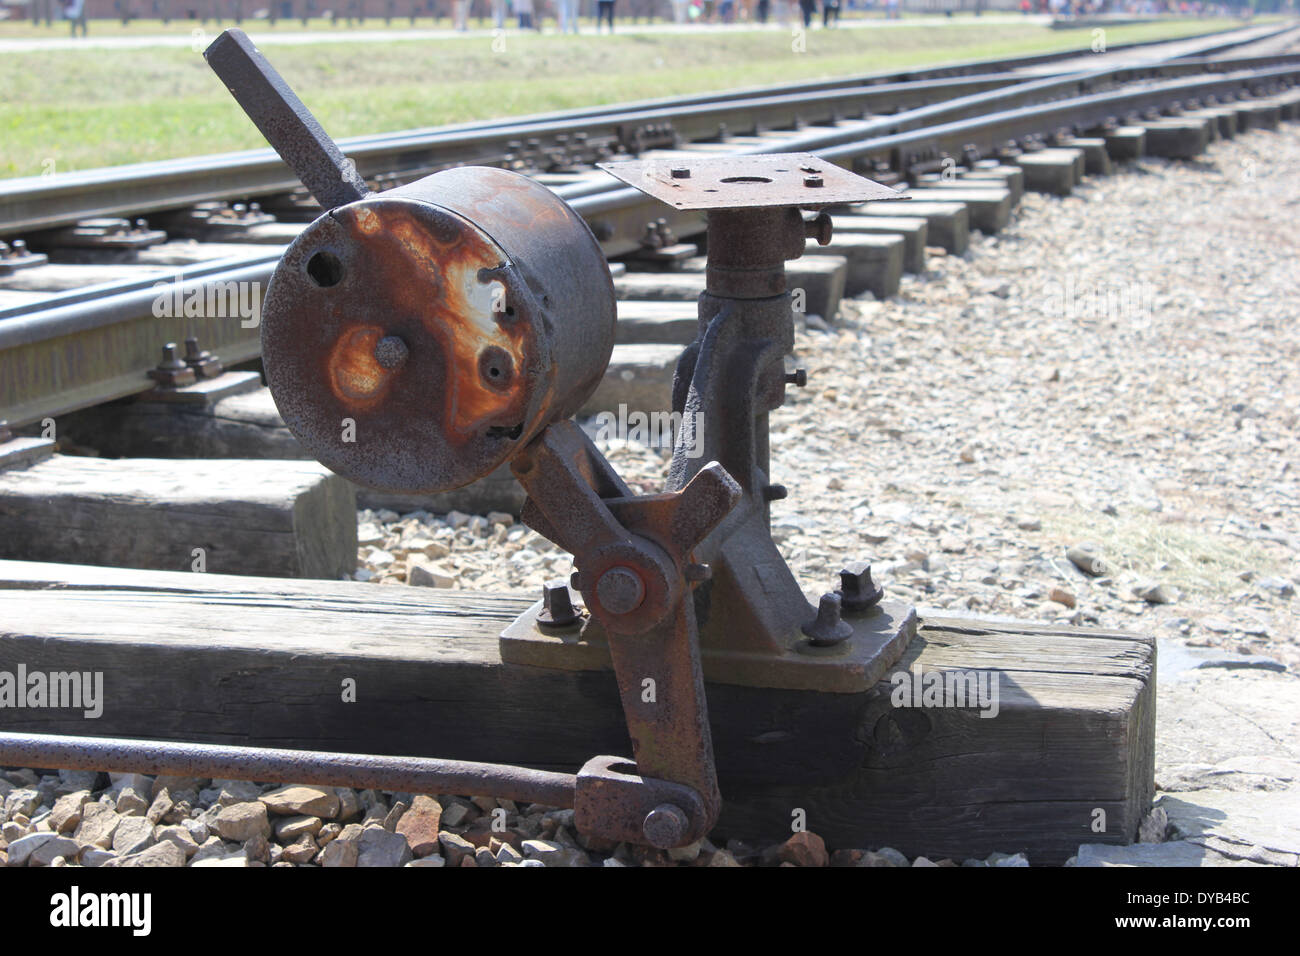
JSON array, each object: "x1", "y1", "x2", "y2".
[{"x1": 196, "y1": 29, "x2": 919, "y2": 846}]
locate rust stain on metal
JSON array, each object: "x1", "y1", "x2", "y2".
[
  {"x1": 335, "y1": 204, "x2": 531, "y2": 442},
  {"x1": 327, "y1": 325, "x2": 393, "y2": 408},
  {"x1": 455, "y1": 172, "x2": 574, "y2": 235}
]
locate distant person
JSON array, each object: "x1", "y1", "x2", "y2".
[
  {"x1": 492, "y1": 0, "x2": 507, "y2": 28},
  {"x1": 798, "y1": 0, "x2": 816, "y2": 27},
  {"x1": 671, "y1": 0, "x2": 689, "y2": 21},
  {"x1": 63, "y1": 0, "x2": 87, "y2": 35},
  {"x1": 598, "y1": 0, "x2": 616, "y2": 30},
  {"x1": 558, "y1": 0, "x2": 580, "y2": 30},
  {"x1": 756, "y1": 0, "x2": 769, "y2": 19},
  {"x1": 822, "y1": 0, "x2": 838, "y2": 24},
  {"x1": 885, "y1": 0, "x2": 898, "y2": 17},
  {"x1": 719, "y1": 0, "x2": 734, "y2": 19},
  {"x1": 517, "y1": 0, "x2": 537, "y2": 26},
  {"x1": 454, "y1": 0, "x2": 470, "y2": 29}
]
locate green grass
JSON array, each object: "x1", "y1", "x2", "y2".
[{"x1": 0, "y1": 18, "x2": 1250, "y2": 177}]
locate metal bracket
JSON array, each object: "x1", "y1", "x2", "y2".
[{"x1": 502, "y1": 597, "x2": 917, "y2": 693}]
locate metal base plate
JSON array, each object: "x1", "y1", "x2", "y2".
[
  {"x1": 598, "y1": 153, "x2": 907, "y2": 211},
  {"x1": 500, "y1": 597, "x2": 917, "y2": 694},
  {"x1": 0, "y1": 251, "x2": 49, "y2": 275},
  {"x1": 141, "y1": 370, "x2": 263, "y2": 406}
]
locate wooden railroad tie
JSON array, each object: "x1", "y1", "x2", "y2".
[{"x1": 0, "y1": 561, "x2": 1154, "y2": 864}]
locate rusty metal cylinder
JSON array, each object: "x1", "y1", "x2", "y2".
[
  {"x1": 261, "y1": 166, "x2": 616, "y2": 493},
  {"x1": 703, "y1": 206, "x2": 808, "y2": 299}
]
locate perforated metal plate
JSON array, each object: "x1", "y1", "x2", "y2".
[{"x1": 598, "y1": 153, "x2": 906, "y2": 210}]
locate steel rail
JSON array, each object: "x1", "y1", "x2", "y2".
[
  {"x1": 0, "y1": 731, "x2": 578, "y2": 809},
  {"x1": 0, "y1": 22, "x2": 1290, "y2": 238},
  {"x1": 0, "y1": 258, "x2": 276, "y2": 426}
]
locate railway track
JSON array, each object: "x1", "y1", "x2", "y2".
[
  {"x1": 1, "y1": 20, "x2": 1299, "y2": 871},
  {"x1": 2, "y1": 21, "x2": 1300, "y2": 431},
  {"x1": 0, "y1": 20, "x2": 1290, "y2": 238}
]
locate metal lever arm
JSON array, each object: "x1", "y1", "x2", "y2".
[
  {"x1": 511, "y1": 421, "x2": 741, "y2": 843},
  {"x1": 204, "y1": 28, "x2": 369, "y2": 212}
]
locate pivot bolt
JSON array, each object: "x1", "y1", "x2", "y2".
[
  {"x1": 838, "y1": 561, "x2": 884, "y2": 613},
  {"x1": 762, "y1": 484, "x2": 787, "y2": 502},
  {"x1": 803, "y1": 175, "x2": 824, "y2": 188},
  {"x1": 537, "y1": 579, "x2": 581, "y2": 630},
  {"x1": 802, "y1": 592, "x2": 853, "y2": 647},
  {"x1": 785, "y1": 368, "x2": 807, "y2": 388},
  {"x1": 643, "y1": 803, "x2": 689, "y2": 849},
  {"x1": 374, "y1": 335, "x2": 409, "y2": 371},
  {"x1": 596, "y1": 566, "x2": 645, "y2": 616},
  {"x1": 670, "y1": 166, "x2": 691, "y2": 179}
]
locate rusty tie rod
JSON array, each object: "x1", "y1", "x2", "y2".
[{"x1": 0, "y1": 731, "x2": 577, "y2": 808}]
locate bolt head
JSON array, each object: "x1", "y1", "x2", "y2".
[
  {"x1": 538, "y1": 579, "x2": 581, "y2": 629},
  {"x1": 596, "y1": 566, "x2": 645, "y2": 616},
  {"x1": 158, "y1": 343, "x2": 188, "y2": 371},
  {"x1": 838, "y1": 561, "x2": 884, "y2": 613},
  {"x1": 803, "y1": 591, "x2": 854, "y2": 647},
  {"x1": 643, "y1": 804, "x2": 689, "y2": 849},
  {"x1": 374, "y1": 335, "x2": 410, "y2": 371}
]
